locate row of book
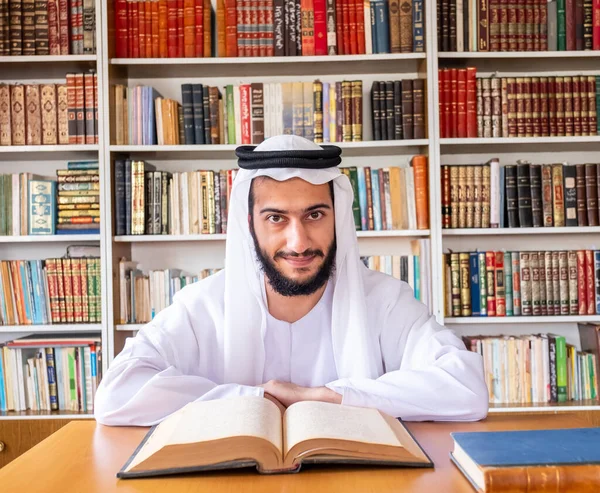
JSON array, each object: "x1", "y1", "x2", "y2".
[
  {"x1": 113, "y1": 0, "x2": 425, "y2": 58},
  {"x1": 361, "y1": 254, "x2": 424, "y2": 301},
  {"x1": 0, "y1": 337, "x2": 103, "y2": 412},
  {"x1": 438, "y1": 69, "x2": 600, "y2": 139},
  {"x1": 118, "y1": 260, "x2": 221, "y2": 324},
  {"x1": 437, "y1": 0, "x2": 600, "y2": 52},
  {"x1": 0, "y1": 252, "x2": 102, "y2": 326},
  {"x1": 0, "y1": 162, "x2": 100, "y2": 236},
  {"x1": 441, "y1": 161, "x2": 600, "y2": 229},
  {"x1": 113, "y1": 79, "x2": 426, "y2": 146},
  {"x1": 0, "y1": 73, "x2": 99, "y2": 146},
  {"x1": 443, "y1": 250, "x2": 600, "y2": 318},
  {"x1": 463, "y1": 327, "x2": 599, "y2": 405},
  {"x1": 113, "y1": 158, "x2": 429, "y2": 236},
  {"x1": 0, "y1": 0, "x2": 96, "y2": 56}
]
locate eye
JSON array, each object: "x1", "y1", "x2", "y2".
[
  {"x1": 267, "y1": 215, "x2": 284, "y2": 224},
  {"x1": 308, "y1": 211, "x2": 324, "y2": 220}
]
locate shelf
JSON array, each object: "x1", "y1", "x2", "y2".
[
  {"x1": 0, "y1": 324, "x2": 102, "y2": 333},
  {"x1": 0, "y1": 234, "x2": 101, "y2": 243},
  {"x1": 116, "y1": 324, "x2": 144, "y2": 331},
  {"x1": 488, "y1": 400, "x2": 600, "y2": 413},
  {"x1": 443, "y1": 227, "x2": 600, "y2": 236},
  {"x1": 0, "y1": 55, "x2": 97, "y2": 64},
  {"x1": 440, "y1": 136, "x2": 600, "y2": 145},
  {"x1": 114, "y1": 230, "x2": 430, "y2": 242},
  {"x1": 0, "y1": 411, "x2": 94, "y2": 420},
  {"x1": 0, "y1": 144, "x2": 99, "y2": 153},
  {"x1": 111, "y1": 53, "x2": 426, "y2": 65},
  {"x1": 439, "y1": 51, "x2": 600, "y2": 59},
  {"x1": 445, "y1": 316, "x2": 600, "y2": 324}
]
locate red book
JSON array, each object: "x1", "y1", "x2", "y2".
[
  {"x1": 58, "y1": 0, "x2": 69, "y2": 54},
  {"x1": 495, "y1": 252, "x2": 506, "y2": 317},
  {"x1": 225, "y1": 0, "x2": 238, "y2": 57},
  {"x1": 152, "y1": 0, "x2": 160, "y2": 57},
  {"x1": 467, "y1": 67, "x2": 477, "y2": 138},
  {"x1": 146, "y1": 0, "x2": 154, "y2": 56},
  {"x1": 355, "y1": 0, "x2": 365, "y2": 54},
  {"x1": 439, "y1": 69, "x2": 446, "y2": 138},
  {"x1": 586, "y1": 250, "x2": 595, "y2": 315},
  {"x1": 158, "y1": 0, "x2": 168, "y2": 57},
  {"x1": 167, "y1": 0, "x2": 178, "y2": 57},
  {"x1": 577, "y1": 250, "x2": 587, "y2": 315},
  {"x1": 184, "y1": 0, "x2": 195, "y2": 57},
  {"x1": 486, "y1": 252, "x2": 497, "y2": 317},
  {"x1": 131, "y1": 0, "x2": 140, "y2": 57},
  {"x1": 594, "y1": 0, "x2": 600, "y2": 49},
  {"x1": 457, "y1": 69, "x2": 467, "y2": 138},
  {"x1": 443, "y1": 69, "x2": 452, "y2": 139},
  {"x1": 251, "y1": 0, "x2": 260, "y2": 57},
  {"x1": 566, "y1": 0, "x2": 576, "y2": 50},
  {"x1": 240, "y1": 84, "x2": 251, "y2": 144},
  {"x1": 193, "y1": 0, "x2": 203, "y2": 56},
  {"x1": 348, "y1": 0, "x2": 357, "y2": 54},
  {"x1": 264, "y1": 0, "x2": 274, "y2": 56},
  {"x1": 342, "y1": 0, "x2": 350, "y2": 54},
  {"x1": 236, "y1": 0, "x2": 245, "y2": 56},
  {"x1": 335, "y1": 0, "x2": 344, "y2": 54},
  {"x1": 139, "y1": 0, "x2": 147, "y2": 57},
  {"x1": 301, "y1": 0, "x2": 315, "y2": 55},
  {"x1": 450, "y1": 68, "x2": 458, "y2": 139},
  {"x1": 314, "y1": 0, "x2": 328, "y2": 55},
  {"x1": 258, "y1": 0, "x2": 267, "y2": 57},
  {"x1": 48, "y1": 0, "x2": 59, "y2": 55},
  {"x1": 177, "y1": 0, "x2": 185, "y2": 57}
]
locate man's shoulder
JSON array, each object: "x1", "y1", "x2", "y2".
[{"x1": 174, "y1": 269, "x2": 226, "y2": 308}]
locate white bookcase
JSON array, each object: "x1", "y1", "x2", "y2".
[{"x1": 1, "y1": 0, "x2": 599, "y2": 419}]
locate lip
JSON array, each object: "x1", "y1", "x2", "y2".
[{"x1": 282, "y1": 255, "x2": 316, "y2": 268}]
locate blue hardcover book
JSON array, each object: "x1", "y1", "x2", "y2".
[
  {"x1": 30, "y1": 260, "x2": 42, "y2": 324},
  {"x1": 499, "y1": 166, "x2": 505, "y2": 228},
  {"x1": 371, "y1": 169, "x2": 382, "y2": 230},
  {"x1": 413, "y1": 256, "x2": 421, "y2": 301},
  {"x1": 469, "y1": 253, "x2": 480, "y2": 316},
  {"x1": 372, "y1": 0, "x2": 390, "y2": 54},
  {"x1": 0, "y1": 349, "x2": 6, "y2": 411},
  {"x1": 357, "y1": 167, "x2": 368, "y2": 231},
  {"x1": 370, "y1": 2, "x2": 378, "y2": 53},
  {"x1": 67, "y1": 161, "x2": 99, "y2": 170},
  {"x1": 19, "y1": 261, "x2": 33, "y2": 324},
  {"x1": 450, "y1": 428, "x2": 600, "y2": 493},
  {"x1": 412, "y1": 0, "x2": 425, "y2": 52}
]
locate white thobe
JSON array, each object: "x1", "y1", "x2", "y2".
[{"x1": 94, "y1": 269, "x2": 489, "y2": 426}]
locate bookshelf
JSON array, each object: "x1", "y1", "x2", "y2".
[{"x1": 1, "y1": 0, "x2": 599, "y2": 421}]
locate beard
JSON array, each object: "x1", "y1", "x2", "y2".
[{"x1": 250, "y1": 222, "x2": 336, "y2": 297}]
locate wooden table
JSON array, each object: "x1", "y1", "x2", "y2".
[{"x1": 0, "y1": 413, "x2": 595, "y2": 492}]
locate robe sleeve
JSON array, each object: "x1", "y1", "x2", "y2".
[
  {"x1": 324, "y1": 284, "x2": 489, "y2": 421},
  {"x1": 93, "y1": 299, "x2": 263, "y2": 427}
]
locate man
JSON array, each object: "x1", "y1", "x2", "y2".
[{"x1": 94, "y1": 135, "x2": 488, "y2": 426}]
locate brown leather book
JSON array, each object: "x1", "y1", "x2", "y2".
[
  {"x1": 566, "y1": 0, "x2": 576, "y2": 50},
  {"x1": 412, "y1": 155, "x2": 429, "y2": 230},
  {"x1": 501, "y1": 78, "x2": 508, "y2": 137},
  {"x1": 575, "y1": 164, "x2": 588, "y2": 226},
  {"x1": 541, "y1": 164, "x2": 554, "y2": 227},
  {"x1": 581, "y1": 76, "x2": 589, "y2": 136},
  {"x1": 75, "y1": 73, "x2": 85, "y2": 144},
  {"x1": 588, "y1": 77, "x2": 597, "y2": 134},
  {"x1": 563, "y1": 76, "x2": 574, "y2": 136},
  {"x1": 399, "y1": 0, "x2": 413, "y2": 53},
  {"x1": 573, "y1": 76, "x2": 582, "y2": 136},
  {"x1": 539, "y1": 77, "x2": 549, "y2": 136},
  {"x1": 0, "y1": 84, "x2": 11, "y2": 145},
  {"x1": 351, "y1": 80, "x2": 363, "y2": 142},
  {"x1": 481, "y1": 164, "x2": 491, "y2": 228},
  {"x1": 552, "y1": 163, "x2": 565, "y2": 227},
  {"x1": 203, "y1": 0, "x2": 211, "y2": 57},
  {"x1": 22, "y1": 0, "x2": 35, "y2": 55},
  {"x1": 66, "y1": 74, "x2": 77, "y2": 144},
  {"x1": 341, "y1": 81, "x2": 352, "y2": 142},
  {"x1": 25, "y1": 84, "x2": 41, "y2": 145},
  {"x1": 548, "y1": 77, "x2": 557, "y2": 136},
  {"x1": 458, "y1": 165, "x2": 467, "y2": 228},
  {"x1": 478, "y1": 0, "x2": 489, "y2": 50},
  {"x1": 507, "y1": 78, "x2": 517, "y2": 137},
  {"x1": 401, "y1": 79, "x2": 414, "y2": 140},
  {"x1": 523, "y1": 77, "x2": 532, "y2": 137},
  {"x1": 185, "y1": 0, "x2": 197, "y2": 57},
  {"x1": 490, "y1": 0, "x2": 500, "y2": 51},
  {"x1": 412, "y1": 79, "x2": 425, "y2": 139},
  {"x1": 84, "y1": 73, "x2": 95, "y2": 145},
  {"x1": 482, "y1": 78, "x2": 492, "y2": 138},
  {"x1": 555, "y1": 77, "x2": 565, "y2": 136},
  {"x1": 209, "y1": 87, "x2": 221, "y2": 144},
  {"x1": 533, "y1": 0, "x2": 540, "y2": 51},
  {"x1": 450, "y1": 165, "x2": 459, "y2": 228},
  {"x1": 473, "y1": 165, "x2": 483, "y2": 228},
  {"x1": 531, "y1": 77, "x2": 540, "y2": 137},
  {"x1": 516, "y1": 77, "x2": 525, "y2": 137},
  {"x1": 465, "y1": 165, "x2": 474, "y2": 228},
  {"x1": 364, "y1": 166, "x2": 374, "y2": 230},
  {"x1": 491, "y1": 77, "x2": 501, "y2": 137},
  {"x1": 596, "y1": 163, "x2": 600, "y2": 226},
  {"x1": 389, "y1": 0, "x2": 401, "y2": 53},
  {"x1": 57, "y1": 83, "x2": 69, "y2": 144},
  {"x1": 442, "y1": 165, "x2": 451, "y2": 228},
  {"x1": 516, "y1": 0, "x2": 525, "y2": 50},
  {"x1": 508, "y1": 0, "x2": 518, "y2": 50},
  {"x1": 34, "y1": 0, "x2": 49, "y2": 55},
  {"x1": 10, "y1": 84, "x2": 26, "y2": 146},
  {"x1": 250, "y1": 83, "x2": 263, "y2": 144}
]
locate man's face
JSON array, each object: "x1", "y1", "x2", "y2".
[{"x1": 249, "y1": 177, "x2": 336, "y2": 297}]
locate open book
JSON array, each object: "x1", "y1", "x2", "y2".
[{"x1": 117, "y1": 396, "x2": 432, "y2": 478}]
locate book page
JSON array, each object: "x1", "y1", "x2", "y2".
[
  {"x1": 284, "y1": 401, "x2": 402, "y2": 455},
  {"x1": 126, "y1": 396, "x2": 283, "y2": 472}
]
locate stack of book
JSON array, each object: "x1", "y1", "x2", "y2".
[
  {"x1": 0, "y1": 336, "x2": 102, "y2": 413},
  {"x1": 361, "y1": 253, "x2": 423, "y2": 301},
  {"x1": 56, "y1": 162, "x2": 100, "y2": 234},
  {"x1": 437, "y1": 0, "x2": 600, "y2": 52},
  {"x1": 441, "y1": 160, "x2": 600, "y2": 229},
  {"x1": 0, "y1": 253, "x2": 102, "y2": 326},
  {"x1": 0, "y1": 72, "x2": 99, "y2": 146},
  {"x1": 371, "y1": 80, "x2": 426, "y2": 141},
  {"x1": 113, "y1": 79, "x2": 426, "y2": 146},
  {"x1": 112, "y1": 0, "x2": 425, "y2": 58},
  {"x1": 342, "y1": 159, "x2": 429, "y2": 231},
  {"x1": 118, "y1": 259, "x2": 221, "y2": 324},
  {"x1": 0, "y1": 0, "x2": 96, "y2": 55},
  {"x1": 443, "y1": 249, "x2": 600, "y2": 318},
  {"x1": 438, "y1": 69, "x2": 600, "y2": 139},
  {"x1": 462, "y1": 330, "x2": 598, "y2": 405}
]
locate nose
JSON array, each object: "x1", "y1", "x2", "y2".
[{"x1": 286, "y1": 219, "x2": 311, "y2": 254}]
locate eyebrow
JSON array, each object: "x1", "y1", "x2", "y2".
[{"x1": 259, "y1": 203, "x2": 332, "y2": 215}]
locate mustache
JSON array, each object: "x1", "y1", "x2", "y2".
[{"x1": 274, "y1": 249, "x2": 325, "y2": 259}]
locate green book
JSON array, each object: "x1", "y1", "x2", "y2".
[
  {"x1": 557, "y1": 0, "x2": 566, "y2": 50},
  {"x1": 590, "y1": 354, "x2": 597, "y2": 400},
  {"x1": 68, "y1": 348, "x2": 77, "y2": 409},
  {"x1": 226, "y1": 85, "x2": 235, "y2": 144},
  {"x1": 347, "y1": 167, "x2": 361, "y2": 231},
  {"x1": 555, "y1": 335, "x2": 567, "y2": 402},
  {"x1": 478, "y1": 252, "x2": 487, "y2": 316},
  {"x1": 504, "y1": 252, "x2": 513, "y2": 316},
  {"x1": 0, "y1": 175, "x2": 5, "y2": 235}
]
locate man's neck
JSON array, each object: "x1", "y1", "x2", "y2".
[{"x1": 264, "y1": 280, "x2": 328, "y2": 323}]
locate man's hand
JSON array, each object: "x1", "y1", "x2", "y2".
[{"x1": 260, "y1": 380, "x2": 342, "y2": 408}]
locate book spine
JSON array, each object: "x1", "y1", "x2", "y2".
[
  {"x1": 586, "y1": 249, "x2": 595, "y2": 314},
  {"x1": 559, "y1": 250, "x2": 569, "y2": 314},
  {"x1": 577, "y1": 250, "x2": 587, "y2": 315},
  {"x1": 460, "y1": 252, "x2": 472, "y2": 316},
  {"x1": 520, "y1": 251, "x2": 532, "y2": 316},
  {"x1": 479, "y1": 251, "x2": 488, "y2": 316},
  {"x1": 486, "y1": 251, "x2": 496, "y2": 316}
]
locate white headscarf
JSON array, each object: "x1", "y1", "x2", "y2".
[{"x1": 223, "y1": 135, "x2": 380, "y2": 385}]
